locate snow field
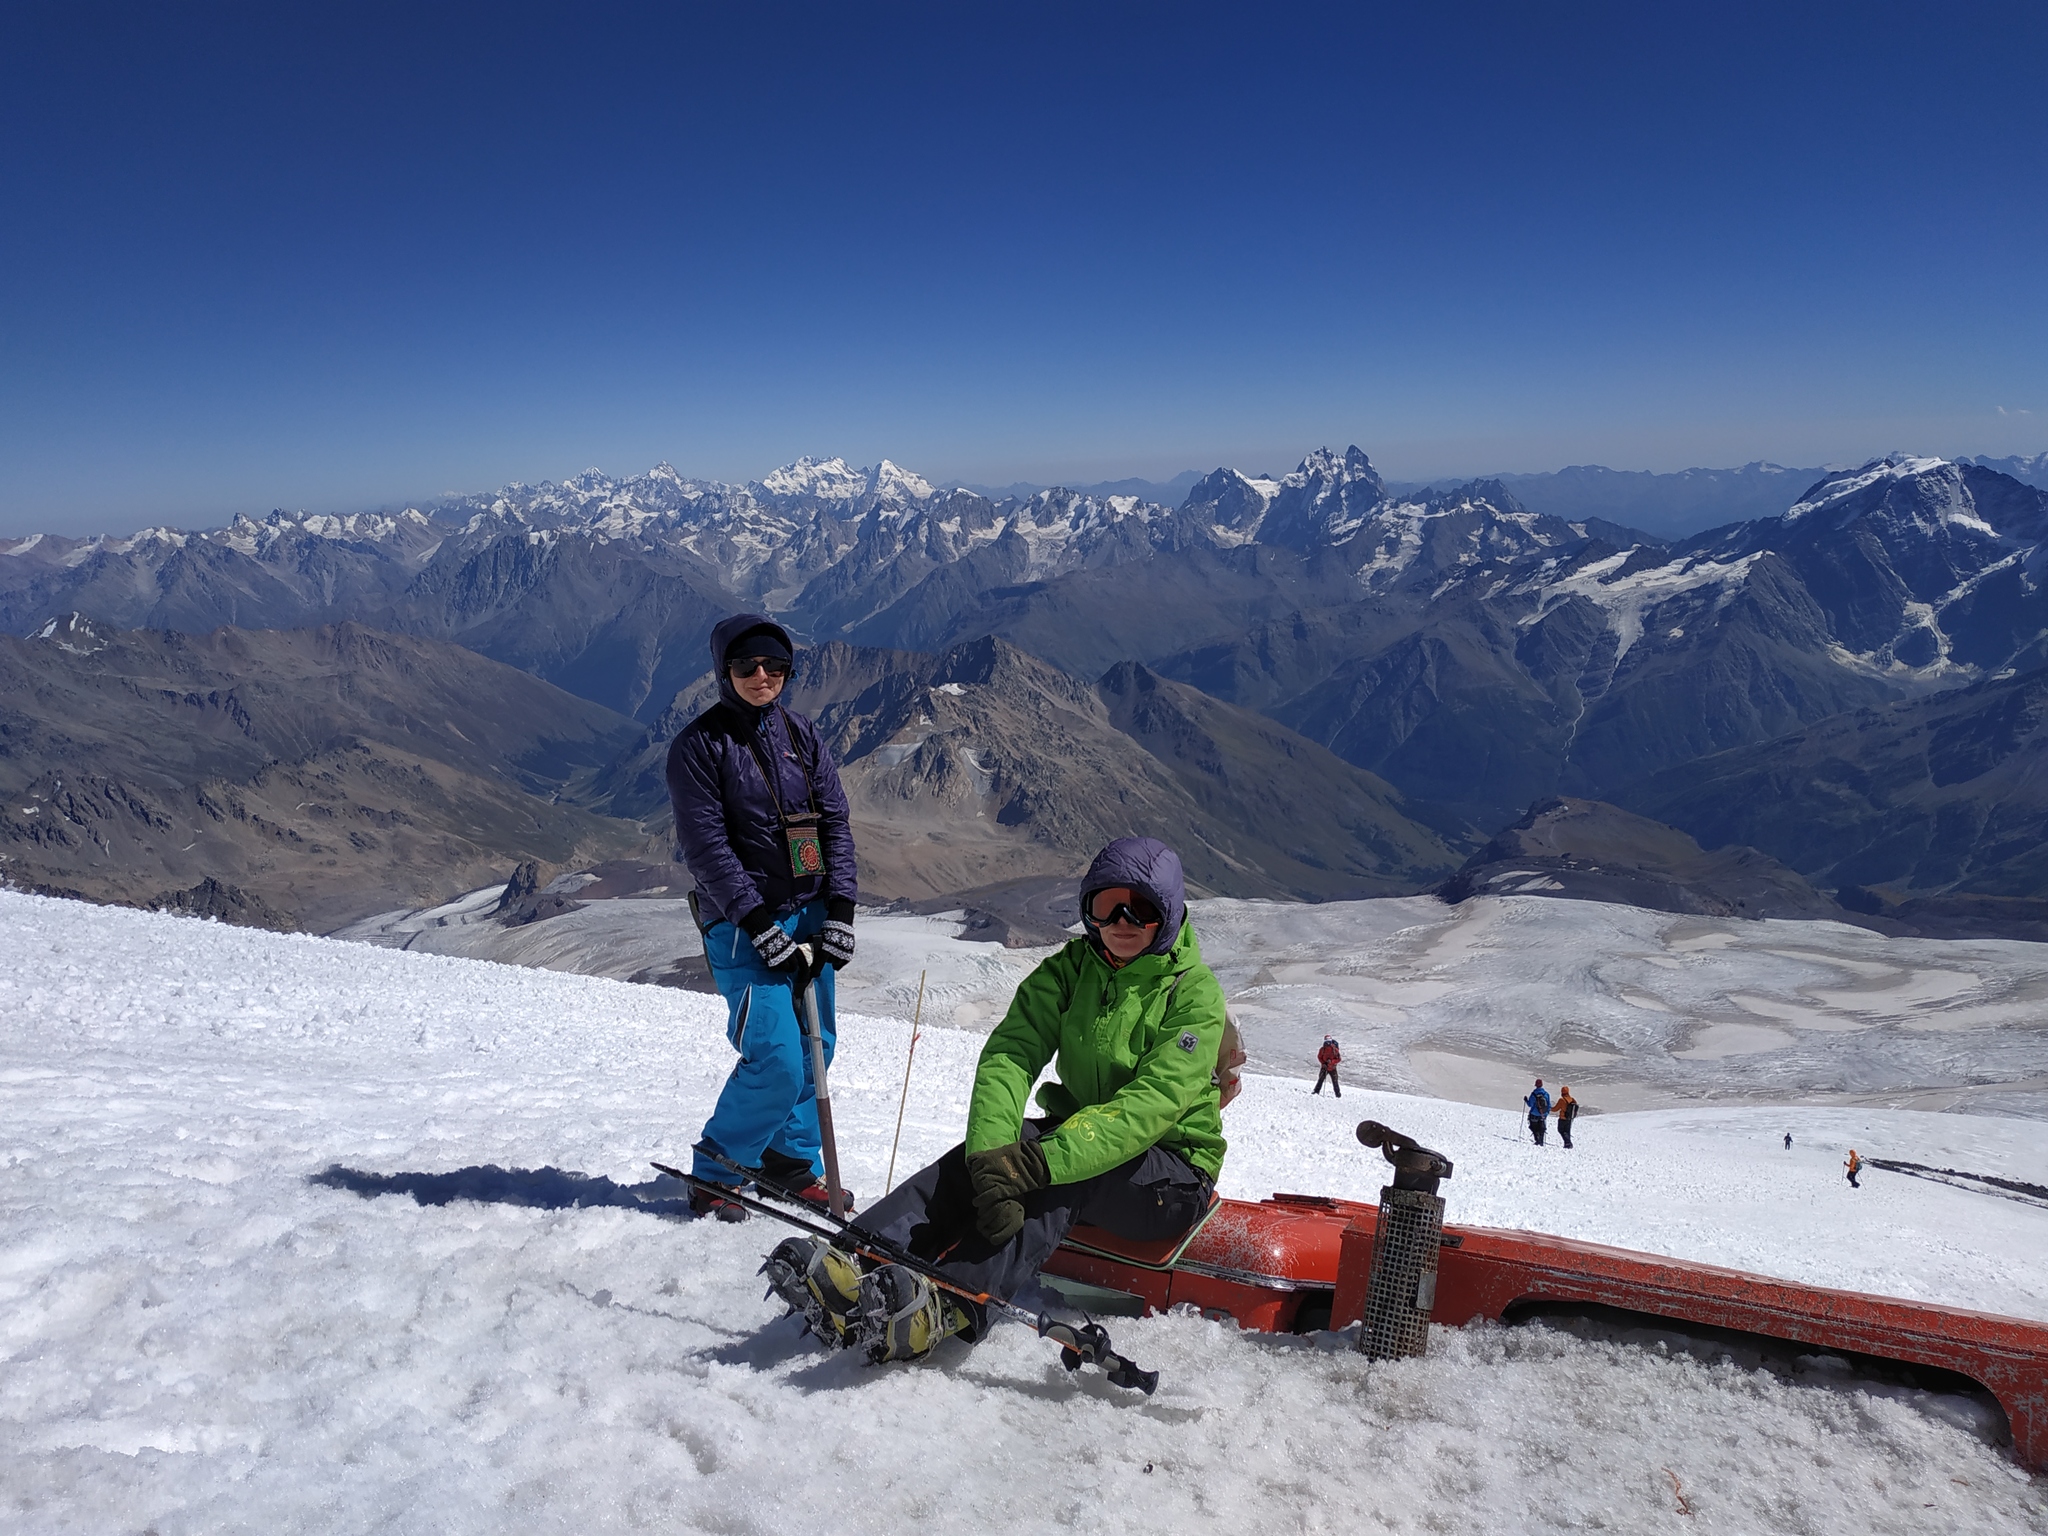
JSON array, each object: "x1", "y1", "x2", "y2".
[
  {"x1": 342, "y1": 888, "x2": 2048, "y2": 1122},
  {"x1": 3, "y1": 891, "x2": 2045, "y2": 1533}
]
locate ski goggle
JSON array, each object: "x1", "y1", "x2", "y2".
[
  {"x1": 728, "y1": 657, "x2": 791, "y2": 679},
  {"x1": 1084, "y1": 890, "x2": 1162, "y2": 929}
]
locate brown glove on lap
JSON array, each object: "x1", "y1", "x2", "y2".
[{"x1": 965, "y1": 1139, "x2": 1050, "y2": 1246}]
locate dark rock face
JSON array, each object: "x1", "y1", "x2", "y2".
[
  {"x1": 493, "y1": 860, "x2": 587, "y2": 926},
  {"x1": 1440, "y1": 797, "x2": 1845, "y2": 921},
  {"x1": 145, "y1": 876, "x2": 298, "y2": 931}
]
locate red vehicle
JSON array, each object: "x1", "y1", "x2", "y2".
[{"x1": 1042, "y1": 1188, "x2": 2048, "y2": 1471}]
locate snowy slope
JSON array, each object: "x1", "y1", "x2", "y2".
[
  {"x1": 3, "y1": 891, "x2": 2045, "y2": 1533},
  {"x1": 339, "y1": 890, "x2": 2048, "y2": 1120}
]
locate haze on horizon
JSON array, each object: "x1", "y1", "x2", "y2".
[{"x1": 3, "y1": 4, "x2": 2044, "y2": 538}]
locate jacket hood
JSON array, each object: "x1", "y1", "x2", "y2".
[
  {"x1": 709, "y1": 613, "x2": 796, "y2": 719},
  {"x1": 1080, "y1": 836, "x2": 1187, "y2": 958}
]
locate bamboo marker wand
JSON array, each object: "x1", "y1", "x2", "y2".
[{"x1": 884, "y1": 970, "x2": 927, "y2": 1195}]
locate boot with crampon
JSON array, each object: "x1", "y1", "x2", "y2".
[
  {"x1": 760, "y1": 1235, "x2": 864, "y2": 1347},
  {"x1": 852, "y1": 1263, "x2": 975, "y2": 1363}
]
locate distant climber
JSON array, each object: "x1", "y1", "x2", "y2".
[
  {"x1": 1784, "y1": 1132, "x2": 1793, "y2": 1150},
  {"x1": 1525, "y1": 1079, "x2": 1552, "y2": 1145},
  {"x1": 1314, "y1": 1035, "x2": 1342, "y2": 1097},
  {"x1": 1845, "y1": 1148, "x2": 1862, "y2": 1188},
  {"x1": 1554, "y1": 1085, "x2": 1578, "y2": 1149}
]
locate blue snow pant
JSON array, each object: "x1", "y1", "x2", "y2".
[{"x1": 690, "y1": 899, "x2": 837, "y2": 1188}]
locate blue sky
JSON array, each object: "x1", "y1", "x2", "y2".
[{"x1": 3, "y1": 2, "x2": 2045, "y2": 534}]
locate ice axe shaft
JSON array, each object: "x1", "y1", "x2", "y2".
[{"x1": 794, "y1": 943, "x2": 847, "y2": 1219}]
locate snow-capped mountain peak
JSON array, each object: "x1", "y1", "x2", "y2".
[
  {"x1": 1784, "y1": 455, "x2": 1952, "y2": 522},
  {"x1": 755, "y1": 456, "x2": 936, "y2": 506},
  {"x1": 753, "y1": 456, "x2": 868, "y2": 502},
  {"x1": 866, "y1": 459, "x2": 936, "y2": 502}
]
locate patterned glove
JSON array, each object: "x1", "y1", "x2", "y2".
[
  {"x1": 819, "y1": 919, "x2": 855, "y2": 970},
  {"x1": 739, "y1": 908, "x2": 802, "y2": 971}
]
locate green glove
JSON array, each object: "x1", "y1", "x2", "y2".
[{"x1": 966, "y1": 1139, "x2": 1050, "y2": 1246}]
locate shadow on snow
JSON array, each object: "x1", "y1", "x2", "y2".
[{"x1": 310, "y1": 1162, "x2": 693, "y2": 1217}]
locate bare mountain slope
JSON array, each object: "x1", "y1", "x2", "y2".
[
  {"x1": 599, "y1": 636, "x2": 1459, "y2": 902},
  {"x1": 0, "y1": 618, "x2": 647, "y2": 926},
  {"x1": 1620, "y1": 662, "x2": 2048, "y2": 926}
]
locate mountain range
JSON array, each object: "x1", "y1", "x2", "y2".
[{"x1": 4, "y1": 444, "x2": 2046, "y2": 931}]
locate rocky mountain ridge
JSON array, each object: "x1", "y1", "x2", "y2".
[{"x1": 597, "y1": 635, "x2": 1461, "y2": 904}]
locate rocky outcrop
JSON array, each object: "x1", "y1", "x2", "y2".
[
  {"x1": 1440, "y1": 797, "x2": 1844, "y2": 921},
  {"x1": 146, "y1": 877, "x2": 299, "y2": 931}
]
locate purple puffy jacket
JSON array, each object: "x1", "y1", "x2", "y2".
[{"x1": 665, "y1": 614, "x2": 858, "y2": 928}]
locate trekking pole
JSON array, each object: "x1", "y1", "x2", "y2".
[
  {"x1": 884, "y1": 969, "x2": 926, "y2": 1195},
  {"x1": 658, "y1": 1149, "x2": 1160, "y2": 1394},
  {"x1": 791, "y1": 944, "x2": 848, "y2": 1218}
]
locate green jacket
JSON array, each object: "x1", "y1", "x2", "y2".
[{"x1": 964, "y1": 920, "x2": 1227, "y2": 1184}]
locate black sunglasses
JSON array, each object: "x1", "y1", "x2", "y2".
[
  {"x1": 729, "y1": 658, "x2": 791, "y2": 679},
  {"x1": 1084, "y1": 893, "x2": 1161, "y2": 929}
]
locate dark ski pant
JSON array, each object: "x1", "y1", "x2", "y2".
[
  {"x1": 1529, "y1": 1115, "x2": 1546, "y2": 1145},
  {"x1": 1847, "y1": 1169, "x2": 1860, "y2": 1187},
  {"x1": 1558, "y1": 1116, "x2": 1575, "y2": 1149},
  {"x1": 853, "y1": 1118, "x2": 1212, "y2": 1338},
  {"x1": 1314, "y1": 1067, "x2": 1341, "y2": 1097}
]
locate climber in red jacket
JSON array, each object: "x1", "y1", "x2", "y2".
[{"x1": 1314, "y1": 1035, "x2": 1342, "y2": 1097}]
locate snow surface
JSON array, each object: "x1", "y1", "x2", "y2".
[
  {"x1": 340, "y1": 892, "x2": 2048, "y2": 1122},
  {"x1": 6, "y1": 890, "x2": 2048, "y2": 1530}
]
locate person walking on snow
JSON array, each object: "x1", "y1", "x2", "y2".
[
  {"x1": 765, "y1": 836, "x2": 1227, "y2": 1365},
  {"x1": 1554, "y1": 1085, "x2": 1579, "y2": 1148},
  {"x1": 668, "y1": 615, "x2": 858, "y2": 1222},
  {"x1": 1525, "y1": 1079, "x2": 1552, "y2": 1145},
  {"x1": 1314, "y1": 1035, "x2": 1342, "y2": 1096},
  {"x1": 1845, "y1": 1148, "x2": 1862, "y2": 1188}
]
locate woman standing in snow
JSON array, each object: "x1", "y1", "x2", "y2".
[
  {"x1": 765, "y1": 836, "x2": 1226, "y2": 1364},
  {"x1": 667, "y1": 614, "x2": 858, "y2": 1222},
  {"x1": 1845, "y1": 1149, "x2": 1862, "y2": 1188}
]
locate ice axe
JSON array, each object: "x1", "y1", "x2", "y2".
[{"x1": 792, "y1": 942, "x2": 849, "y2": 1218}]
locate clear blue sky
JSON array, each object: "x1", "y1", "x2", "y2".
[{"x1": 4, "y1": 2, "x2": 2045, "y2": 534}]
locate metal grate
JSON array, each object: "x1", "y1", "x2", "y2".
[{"x1": 1359, "y1": 1186, "x2": 1445, "y2": 1361}]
